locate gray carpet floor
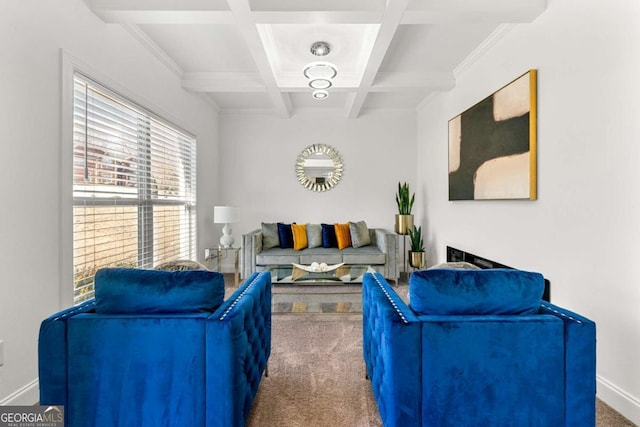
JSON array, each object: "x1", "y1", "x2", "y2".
[{"x1": 246, "y1": 314, "x2": 381, "y2": 427}]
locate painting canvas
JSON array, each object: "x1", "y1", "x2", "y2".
[{"x1": 448, "y1": 70, "x2": 537, "y2": 200}]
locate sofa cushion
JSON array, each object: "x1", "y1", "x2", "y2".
[
  {"x1": 298, "y1": 247, "x2": 343, "y2": 265},
  {"x1": 261, "y1": 222, "x2": 280, "y2": 249},
  {"x1": 341, "y1": 246, "x2": 385, "y2": 264},
  {"x1": 409, "y1": 268, "x2": 544, "y2": 316},
  {"x1": 94, "y1": 268, "x2": 225, "y2": 314},
  {"x1": 334, "y1": 223, "x2": 352, "y2": 249},
  {"x1": 256, "y1": 248, "x2": 300, "y2": 265},
  {"x1": 349, "y1": 220, "x2": 371, "y2": 248},
  {"x1": 321, "y1": 223, "x2": 337, "y2": 248},
  {"x1": 306, "y1": 223, "x2": 322, "y2": 248},
  {"x1": 277, "y1": 223, "x2": 294, "y2": 249},
  {"x1": 292, "y1": 223, "x2": 308, "y2": 250}
]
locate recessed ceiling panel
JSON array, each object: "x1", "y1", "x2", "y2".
[
  {"x1": 362, "y1": 91, "x2": 431, "y2": 110},
  {"x1": 380, "y1": 24, "x2": 497, "y2": 72},
  {"x1": 257, "y1": 24, "x2": 379, "y2": 88},
  {"x1": 140, "y1": 24, "x2": 258, "y2": 72}
]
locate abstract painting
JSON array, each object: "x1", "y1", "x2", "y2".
[{"x1": 448, "y1": 70, "x2": 537, "y2": 200}]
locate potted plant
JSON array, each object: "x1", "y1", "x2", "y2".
[
  {"x1": 408, "y1": 225, "x2": 426, "y2": 269},
  {"x1": 395, "y1": 182, "x2": 415, "y2": 234}
]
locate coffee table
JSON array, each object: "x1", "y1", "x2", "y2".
[
  {"x1": 264, "y1": 264, "x2": 373, "y2": 313},
  {"x1": 265, "y1": 264, "x2": 373, "y2": 284}
]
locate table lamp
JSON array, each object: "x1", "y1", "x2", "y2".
[{"x1": 213, "y1": 206, "x2": 239, "y2": 248}]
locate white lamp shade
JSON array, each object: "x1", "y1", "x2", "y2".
[{"x1": 213, "y1": 206, "x2": 239, "y2": 224}]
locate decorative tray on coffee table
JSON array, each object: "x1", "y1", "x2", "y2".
[{"x1": 265, "y1": 263, "x2": 373, "y2": 284}]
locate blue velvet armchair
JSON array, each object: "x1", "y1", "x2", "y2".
[
  {"x1": 362, "y1": 269, "x2": 596, "y2": 427},
  {"x1": 39, "y1": 269, "x2": 272, "y2": 427}
]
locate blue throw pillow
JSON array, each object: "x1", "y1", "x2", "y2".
[
  {"x1": 94, "y1": 268, "x2": 225, "y2": 314},
  {"x1": 277, "y1": 223, "x2": 294, "y2": 249},
  {"x1": 321, "y1": 223, "x2": 337, "y2": 248},
  {"x1": 409, "y1": 268, "x2": 544, "y2": 315}
]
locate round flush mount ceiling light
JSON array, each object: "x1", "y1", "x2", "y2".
[
  {"x1": 312, "y1": 90, "x2": 329, "y2": 100},
  {"x1": 303, "y1": 62, "x2": 338, "y2": 80},
  {"x1": 309, "y1": 79, "x2": 332, "y2": 90},
  {"x1": 310, "y1": 41, "x2": 331, "y2": 57}
]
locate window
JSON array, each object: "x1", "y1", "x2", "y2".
[{"x1": 72, "y1": 74, "x2": 196, "y2": 304}]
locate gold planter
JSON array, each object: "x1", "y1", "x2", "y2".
[
  {"x1": 395, "y1": 214, "x2": 414, "y2": 235},
  {"x1": 409, "y1": 251, "x2": 426, "y2": 269}
]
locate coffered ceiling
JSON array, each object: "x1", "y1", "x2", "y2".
[{"x1": 87, "y1": 0, "x2": 547, "y2": 118}]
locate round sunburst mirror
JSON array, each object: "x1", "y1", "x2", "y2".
[{"x1": 295, "y1": 144, "x2": 343, "y2": 192}]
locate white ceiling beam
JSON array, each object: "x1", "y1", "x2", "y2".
[
  {"x1": 87, "y1": 0, "x2": 234, "y2": 24},
  {"x1": 251, "y1": 11, "x2": 382, "y2": 24},
  {"x1": 345, "y1": 0, "x2": 410, "y2": 119},
  {"x1": 249, "y1": 0, "x2": 386, "y2": 12},
  {"x1": 370, "y1": 72, "x2": 455, "y2": 92},
  {"x1": 89, "y1": 0, "x2": 544, "y2": 25},
  {"x1": 182, "y1": 71, "x2": 455, "y2": 93},
  {"x1": 90, "y1": 10, "x2": 234, "y2": 24},
  {"x1": 401, "y1": 0, "x2": 546, "y2": 24},
  {"x1": 182, "y1": 72, "x2": 266, "y2": 92},
  {"x1": 226, "y1": 0, "x2": 292, "y2": 118}
]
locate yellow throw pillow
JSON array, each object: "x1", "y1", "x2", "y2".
[
  {"x1": 292, "y1": 223, "x2": 308, "y2": 250},
  {"x1": 334, "y1": 223, "x2": 352, "y2": 249}
]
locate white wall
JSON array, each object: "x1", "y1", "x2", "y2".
[
  {"x1": 0, "y1": 0, "x2": 219, "y2": 403},
  {"x1": 417, "y1": 0, "x2": 640, "y2": 422},
  {"x1": 219, "y1": 110, "x2": 416, "y2": 240}
]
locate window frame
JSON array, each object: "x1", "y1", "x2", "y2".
[{"x1": 61, "y1": 52, "x2": 197, "y2": 307}]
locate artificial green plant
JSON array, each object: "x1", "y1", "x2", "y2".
[
  {"x1": 408, "y1": 225, "x2": 425, "y2": 252},
  {"x1": 395, "y1": 182, "x2": 415, "y2": 215}
]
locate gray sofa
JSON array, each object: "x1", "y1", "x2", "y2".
[{"x1": 242, "y1": 227, "x2": 399, "y2": 282}]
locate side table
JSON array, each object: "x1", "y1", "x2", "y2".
[{"x1": 205, "y1": 246, "x2": 240, "y2": 287}]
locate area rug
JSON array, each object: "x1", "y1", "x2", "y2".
[
  {"x1": 271, "y1": 284, "x2": 363, "y2": 314},
  {"x1": 246, "y1": 313, "x2": 382, "y2": 427}
]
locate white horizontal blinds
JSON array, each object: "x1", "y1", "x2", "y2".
[
  {"x1": 150, "y1": 117, "x2": 197, "y2": 266},
  {"x1": 72, "y1": 73, "x2": 197, "y2": 304},
  {"x1": 73, "y1": 79, "x2": 141, "y2": 198}
]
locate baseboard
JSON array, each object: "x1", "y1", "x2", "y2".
[
  {"x1": 597, "y1": 375, "x2": 640, "y2": 425},
  {"x1": 2, "y1": 375, "x2": 636, "y2": 422},
  {"x1": 0, "y1": 379, "x2": 39, "y2": 406}
]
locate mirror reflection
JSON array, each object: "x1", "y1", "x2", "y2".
[{"x1": 295, "y1": 144, "x2": 343, "y2": 192}]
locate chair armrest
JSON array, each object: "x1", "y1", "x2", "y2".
[
  {"x1": 374, "y1": 229, "x2": 399, "y2": 281},
  {"x1": 207, "y1": 272, "x2": 272, "y2": 426},
  {"x1": 241, "y1": 229, "x2": 262, "y2": 279},
  {"x1": 362, "y1": 273, "x2": 420, "y2": 426},
  {"x1": 539, "y1": 303, "x2": 596, "y2": 427},
  {"x1": 38, "y1": 299, "x2": 97, "y2": 407}
]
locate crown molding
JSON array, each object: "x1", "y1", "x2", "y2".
[
  {"x1": 454, "y1": 24, "x2": 515, "y2": 78},
  {"x1": 122, "y1": 24, "x2": 183, "y2": 78}
]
